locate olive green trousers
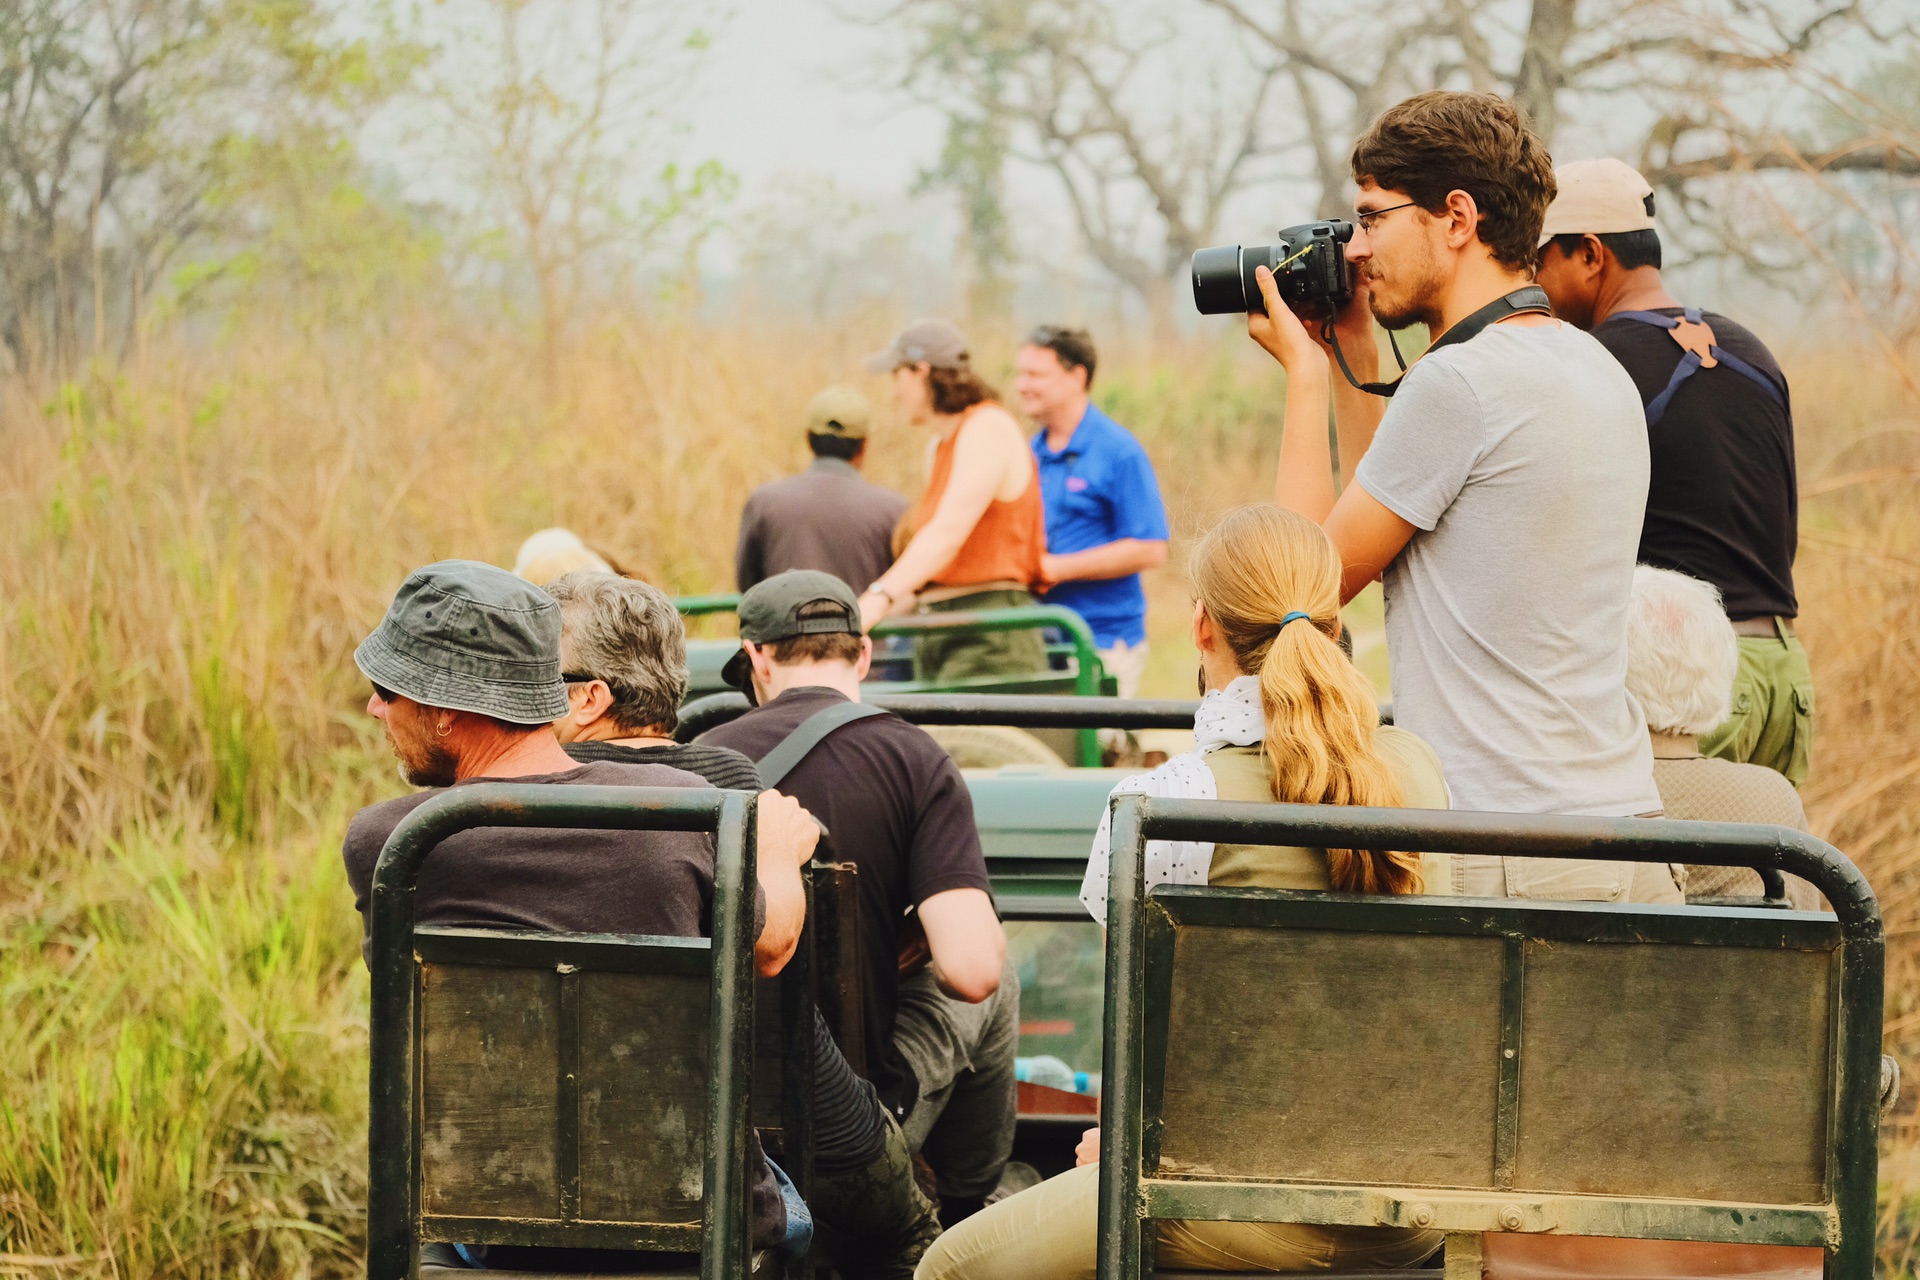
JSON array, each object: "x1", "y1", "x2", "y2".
[
  {"x1": 1699, "y1": 630, "x2": 1815, "y2": 788},
  {"x1": 912, "y1": 588, "x2": 1050, "y2": 685}
]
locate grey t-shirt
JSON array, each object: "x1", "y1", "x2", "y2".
[{"x1": 1355, "y1": 321, "x2": 1663, "y2": 834}]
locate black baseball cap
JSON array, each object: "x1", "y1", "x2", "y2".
[{"x1": 721, "y1": 570, "x2": 862, "y2": 693}]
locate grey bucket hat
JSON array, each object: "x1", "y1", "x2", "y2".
[{"x1": 356, "y1": 560, "x2": 569, "y2": 725}]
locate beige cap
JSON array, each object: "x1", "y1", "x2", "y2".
[
  {"x1": 863, "y1": 318, "x2": 969, "y2": 372},
  {"x1": 806, "y1": 385, "x2": 872, "y2": 439},
  {"x1": 1539, "y1": 158, "x2": 1656, "y2": 246}
]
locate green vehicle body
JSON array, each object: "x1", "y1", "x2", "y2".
[
  {"x1": 365, "y1": 698, "x2": 1884, "y2": 1277},
  {"x1": 676, "y1": 596, "x2": 1115, "y2": 766}
]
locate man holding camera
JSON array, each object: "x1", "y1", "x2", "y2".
[
  {"x1": 1533, "y1": 159, "x2": 1810, "y2": 787},
  {"x1": 1253, "y1": 91, "x2": 1672, "y2": 903}
]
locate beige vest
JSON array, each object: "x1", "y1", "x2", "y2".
[{"x1": 1203, "y1": 725, "x2": 1454, "y2": 893}]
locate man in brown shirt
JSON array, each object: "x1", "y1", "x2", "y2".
[
  {"x1": 736, "y1": 385, "x2": 909, "y2": 593},
  {"x1": 1624, "y1": 565, "x2": 1817, "y2": 908}
]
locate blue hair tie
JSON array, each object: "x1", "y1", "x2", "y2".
[{"x1": 1278, "y1": 610, "x2": 1313, "y2": 630}]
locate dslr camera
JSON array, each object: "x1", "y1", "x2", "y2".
[{"x1": 1191, "y1": 219, "x2": 1354, "y2": 316}]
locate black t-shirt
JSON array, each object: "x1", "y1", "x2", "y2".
[
  {"x1": 1591, "y1": 307, "x2": 1798, "y2": 619},
  {"x1": 561, "y1": 737, "x2": 891, "y2": 1174},
  {"x1": 698, "y1": 686, "x2": 993, "y2": 1114},
  {"x1": 341, "y1": 760, "x2": 785, "y2": 1249}
]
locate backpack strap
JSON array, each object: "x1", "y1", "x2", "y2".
[
  {"x1": 758, "y1": 700, "x2": 888, "y2": 788},
  {"x1": 1611, "y1": 308, "x2": 1787, "y2": 426}
]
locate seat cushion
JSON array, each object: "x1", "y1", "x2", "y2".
[{"x1": 1481, "y1": 1234, "x2": 1822, "y2": 1279}]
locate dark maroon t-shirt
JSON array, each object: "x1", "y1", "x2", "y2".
[{"x1": 341, "y1": 760, "x2": 784, "y2": 1250}]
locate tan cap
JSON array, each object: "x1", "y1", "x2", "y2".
[
  {"x1": 863, "y1": 318, "x2": 969, "y2": 372},
  {"x1": 1539, "y1": 158, "x2": 1656, "y2": 246},
  {"x1": 806, "y1": 385, "x2": 872, "y2": 439}
]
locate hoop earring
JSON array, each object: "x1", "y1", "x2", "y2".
[{"x1": 435, "y1": 721, "x2": 452, "y2": 738}]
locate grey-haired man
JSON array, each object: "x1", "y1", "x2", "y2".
[
  {"x1": 340, "y1": 560, "x2": 818, "y2": 1270},
  {"x1": 546, "y1": 569, "x2": 945, "y2": 1280}
]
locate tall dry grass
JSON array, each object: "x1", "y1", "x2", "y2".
[{"x1": 1, "y1": 307, "x2": 1916, "y2": 1274}]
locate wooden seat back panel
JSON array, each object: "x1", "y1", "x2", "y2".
[
  {"x1": 1156, "y1": 927, "x2": 1504, "y2": 1188},
  {"x1": 420, "y1": 963, "x2": 562, "y2": 1219},
  {"x1": 578, "y1": 970, "x2": 710, "y2": 1224},
  {"x1": 416, "y1": 930, "x2": 716, "y2": 1233},
  {"x1": 1515, "y1": 941, "x2": 1832, "y2": 1204},
  {"x1": 1143, "y1": 892, "x2": 1840, "y2": 1214}
]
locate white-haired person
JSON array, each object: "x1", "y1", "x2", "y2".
[
  {"x1": 1625, "y1": 565, "x2": 1818, "y2": 908},
  {"x1": 513, "y1": 527, "x2": 619, "y2": 585}
]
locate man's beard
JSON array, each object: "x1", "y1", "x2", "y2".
[
  {"x1": 389, "y1": 726, "x2": 458, "y2": 787},
  {"x1": 1365, "y1": 243, "x2": 1447, "y2": 334}
]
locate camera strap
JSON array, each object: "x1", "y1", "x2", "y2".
[{"x1": 1325, "y1": 285, "x2": 1553, "y2": 398}]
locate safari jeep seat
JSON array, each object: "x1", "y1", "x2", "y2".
[
  {"x1": 365, "y1": 785, "x2": 786, "y2": 1280},
  {"x1": 1097, "y1": 796, "x2": 1881, "y2": 1280}
]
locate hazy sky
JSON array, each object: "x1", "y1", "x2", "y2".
[{"x1": 681, "y1": 0, "x2": 943, "y2": 208}]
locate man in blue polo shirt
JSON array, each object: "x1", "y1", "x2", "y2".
[{"x1": 1014, "y1": 326, "x2": 1170, "y2": 697}]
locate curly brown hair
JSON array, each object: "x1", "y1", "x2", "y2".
[
  {"x1": 926, "y1": 363, "x2": 999, "y2": 416},
  {"x1": 1350, "y1": 91, "x2": 1557, "y2": 274}
]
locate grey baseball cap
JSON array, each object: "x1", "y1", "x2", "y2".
[
  {"x1": 863, "y1": 318, "x2": 970, "y2": 372},
  {"x1": 355, "y1": 560, "x2": 569, "y2": 724},
  {"x1": 721, "y1": 570, "x2": 862, "y2": 692}
]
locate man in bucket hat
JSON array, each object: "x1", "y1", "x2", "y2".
[
  {"x1": 341, "y1": 560, "x2": 819, "y2": 1270},
  {"x1": 701, "y1": 571, "x2": 1018, "y2": 1229}
]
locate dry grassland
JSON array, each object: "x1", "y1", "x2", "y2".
[{"x1": 1, "y1": 310, "x2": 1916, "y2": 1275}]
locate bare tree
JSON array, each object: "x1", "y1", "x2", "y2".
[
  {"x1": 1202, "y1": 0, "x2": 1920, "y2": 249},
  {"x1": 884, "y1": 0, "x2": 1286, "y2": 335},
  {"x1": 423, "y1": 0, "x2": 729, "y2": 387},
  {"x1": 0, "y1": 0, "x2": 398, "y2": 375}
]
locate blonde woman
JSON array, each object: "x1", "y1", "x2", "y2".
[{"x1": 915, "y1": 504, "x2": 1449, "y2": 1280}]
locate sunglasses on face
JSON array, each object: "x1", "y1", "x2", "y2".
[{"x1": 371, "y1": 682, "x2": 398, "y2": 704}]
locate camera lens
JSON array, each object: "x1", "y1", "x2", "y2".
[{"x1": 1191, "y1": 245, "x2": 1252, "y2": 315}]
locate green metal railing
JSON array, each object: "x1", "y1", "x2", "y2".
[
  {"x1": 1097, "y1": 797, "x2": 1883, "y2": 1280},
  {"x1": 366, "y1": 785, "x2": 760, "y2": 1280},
  {"x1": 677, "y1": 593, "x2": 745, "y2": 618},
  {"x1": 675, "y1": 596, "x2": 1111, "y2": 765}
]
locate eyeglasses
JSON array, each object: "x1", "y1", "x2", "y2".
[
  {"x1": 1355, "y1": 200, "x2": 1421, "y2": 234},
  {"x1": 371, "y1": 682, "x2": 397, "y2": 704}
]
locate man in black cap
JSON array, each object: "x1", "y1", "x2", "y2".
[
  {"x1": 546, "y1": 568, "x2": 945, "y2": 1280},
  {"x1": 699, "y1": 570, "x2": 1018, "y2": 1227},
  {"x1": 736, "y1": 385, "x2": 911, "y2": 593},
  {"x1": 341, "y1": 560, "x2": 819, "y2": 1269}
]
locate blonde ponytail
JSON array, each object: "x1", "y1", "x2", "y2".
[{"x1": 1193, "y1": 506, "x2": 1423, "y2": 895}]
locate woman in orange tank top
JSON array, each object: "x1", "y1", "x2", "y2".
[{"x1": 858, "y1": 319, "x2": 1050, "y2": 682}]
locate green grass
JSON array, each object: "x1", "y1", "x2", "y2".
[
  {"x1": 0, "y1": 814, "x2": 370, "y2": 1278},
  {"x1": 3, "y1": 315, "x2": 1917, "y2": 1275}
]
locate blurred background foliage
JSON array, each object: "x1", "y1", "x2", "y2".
[{"x1": 2, "y1": 0, "x2": 1919, "y2": 1275}]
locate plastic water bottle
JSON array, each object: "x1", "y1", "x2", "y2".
[{"x1": 1016, "y1": 1055, "x2": 1100, "y2": 1095}]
